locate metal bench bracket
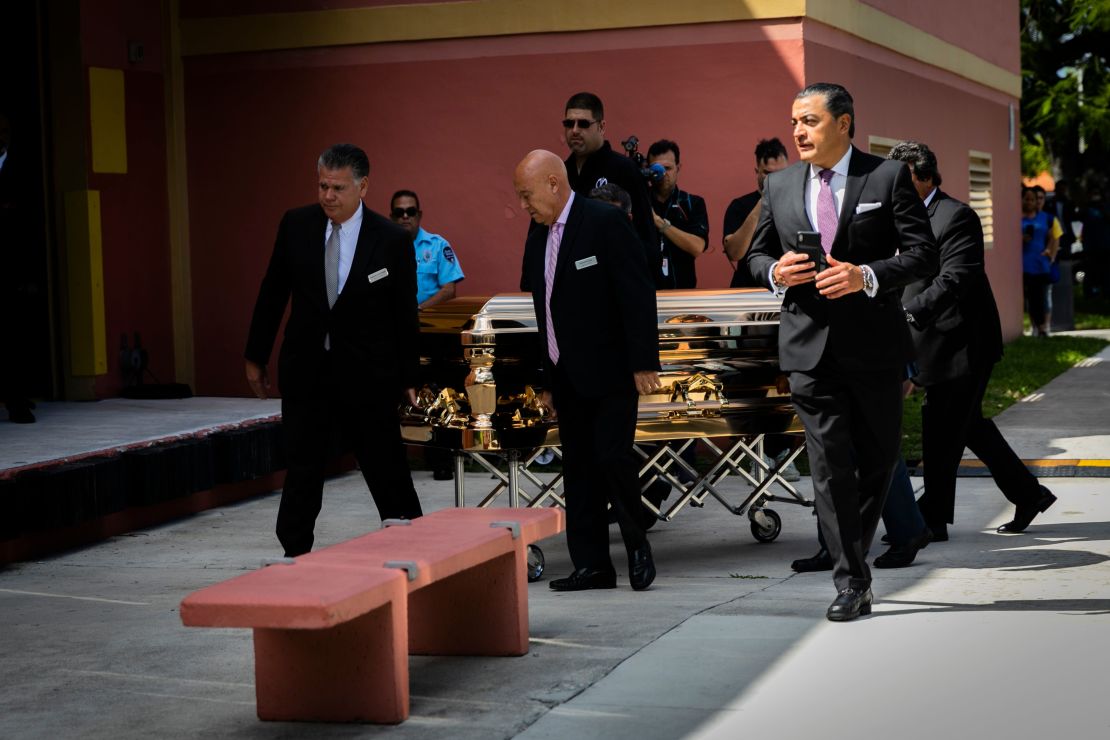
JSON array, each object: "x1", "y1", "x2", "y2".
[
  {"x1": 384, "y1": 560, "x2": 420, "y2": 581},
  {"x1": 489, "y1": 521, "x2": 521, "y2": 539}
]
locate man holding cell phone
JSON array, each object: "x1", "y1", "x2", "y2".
[{"x1": 746, "y1": 83, "x2": 937, "y2": 621}]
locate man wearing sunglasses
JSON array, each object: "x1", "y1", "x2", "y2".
[
  {"x1": 390, "y1": 189, "x2": 465, "y2": 482},
  {"x1": 389, "y1": 190, "x2": 465, "y2": 310},
  {"x1": 562, "y1": 92, "x2": 659, "y2": 283}
]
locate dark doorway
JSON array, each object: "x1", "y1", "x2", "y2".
[{"x1": 0, "y1": 1, "x2": 55, "y2": 413}]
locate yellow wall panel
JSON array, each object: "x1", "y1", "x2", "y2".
[
  {"x1": 64, "y1": 190, "x2": 108, "y2": 376},
  {"x1": 89, "y1": 66, "x2": 127, "y2": 174}
]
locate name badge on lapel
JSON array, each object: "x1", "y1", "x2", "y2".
[
  {"x1": 575, "y1": 256, "x2": 599, "y2": 270},
  {"x1": 368, "y1": 268, "x2": 389, "y2": 283}
]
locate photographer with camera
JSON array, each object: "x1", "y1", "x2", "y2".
[
  {"x1": 561, "y1": 92, "x2": 659, "y2": 282},
  {"x1": 723, "y1": 138, "x2": 790, "y2": 286},
  {"x1": 646, "y1": 139, "x2": 708, "y2": 289}
]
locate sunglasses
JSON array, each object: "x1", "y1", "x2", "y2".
[
  {"x1": 562, "y1": 118, "x2": 599, "y2": 130},
  {"x1": 390, "y1": 206, "x2": 419, "y2": 219}
]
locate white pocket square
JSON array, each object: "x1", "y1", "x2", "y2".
[{"x1": 855, "y1": 202, "x2": 882, "y2": 214}]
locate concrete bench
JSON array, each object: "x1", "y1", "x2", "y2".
[{"x1": 180, "y1": 506, "x2": 564, "y2": 724}]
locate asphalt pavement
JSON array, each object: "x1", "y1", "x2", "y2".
[{"x1": 2, "y1": 335, "x2": 1108, "y2": 739}]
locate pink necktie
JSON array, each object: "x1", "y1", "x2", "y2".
[
  {"x1": 544, "y1": 222, "x2": 564, "y2": 364},
  {"x1": 817, "y1": 168, "x2": 838, "y2": 254}
]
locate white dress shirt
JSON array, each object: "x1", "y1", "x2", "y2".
[
  {"x1": 553, "y1": 192, "x2": 575, "y2": 234},
  {"x1": 324, "y1": 203, "x2": 364, "y2": 296},
  {"x1": 804, "y1": 147, "x2": 852, "y2": 232}
]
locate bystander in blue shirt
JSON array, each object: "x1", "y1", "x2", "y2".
[{"x1": 414, "y1": 227, "x2": 465, "y2": 305}]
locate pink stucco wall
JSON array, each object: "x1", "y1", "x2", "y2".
[
  {"x1": 179, "y1": 5, "x2": 1020, "y2": 395},
  {"x1": 185, "y1": 21, "x2": 807, "y2": 394},
  {"x1": 803, "y1": 19, "x2": 1023, "y2": 340},
  {"x1": 860, "y1": 0, "x2": 1019, "y2": 74}
]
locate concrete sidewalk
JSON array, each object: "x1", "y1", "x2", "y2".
[{"x1": 2, "y1": 342, "x2": 1109, "y2": 739}]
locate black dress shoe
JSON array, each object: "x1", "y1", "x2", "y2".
[
  {"x1": 549, "y1": 568, "x2": 618, "y2": 592},
  {"x1": 926, "y1": 523, "x2": 948, "y2": 541},
  {"x1": 6, "y1": 404, "x2": 35, "y2": 424},
  {"x1": 826, "y1": 587, "x2": 873, "y2": 621},
  {"x1": 638, "y1": 480, "x2": 671, "y2": 530},
  {"x1": 873, "y1": 527, "x2": 932, "y2": 569},
  {"x1": 644, "y1": 479, "x2": 670, "y2": 506},
  {"x1": 629, "y1": 542, "x2": 656, "y2": 591},
  {"x1": 432, "y1": 469, "x2": 454, "y2": 481},
  {"x1": 997, "y1": 486, "x2": 1057, "y2": 533},
  {"x1": 791, "y1": 548, "x2": 833, "y2": 573}
]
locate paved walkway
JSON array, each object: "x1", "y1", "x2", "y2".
[
  {"x1": 0, "y1": 397, "x2": 281, "y2": 471},
  {"x1": 1, "y1": 340, "x2": 1109, "y2": 739}
]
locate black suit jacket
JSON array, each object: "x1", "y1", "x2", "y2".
[
  {"x1": 565, "y1": 142, "x2": 660, "y2": 282},
  {"x1": 903, "y1": 190, "x2": 1003, "y2": 386},
  {"x1": 245, "y1": 203, "x2": 419, "y2": 400},
  {"x1": 746, "y1": 147, "x2": 937, "y2": 373},
  {"x1": 521, "y1": 195, "x2": 660, "y2": 397}
]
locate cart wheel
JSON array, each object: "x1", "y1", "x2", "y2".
[
  {"x1": 750, "y1": 508, "x2": 782, "y2": 543},
  {"x1": 527, "y1": 544, "x2": 545, "y2": 582}
]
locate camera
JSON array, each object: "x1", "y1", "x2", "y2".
[{"x1": 621, "y1": 135, "x2": 665, "y2": 183}]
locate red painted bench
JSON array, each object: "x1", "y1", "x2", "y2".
[{"x1": 180, "y1": 506, "x2": 564, "y2": 724}]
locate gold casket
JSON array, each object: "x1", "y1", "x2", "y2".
[{"x1": 403, "y1": 289, "x2": 800, "y2": 451}]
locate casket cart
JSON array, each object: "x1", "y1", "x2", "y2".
[{"x1": 402, "y1": 289, "x2": 810, "y2": 548}]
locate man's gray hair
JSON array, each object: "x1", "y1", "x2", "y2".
[
  {"x1": 318, "y1": 143, "x2": 370, "y2": 180},
  {"x1": 888, "y1": 140, "x2": 942, "y2": 187}
]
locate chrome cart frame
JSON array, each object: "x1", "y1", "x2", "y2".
[
  {"x1": 406, "y1": 289, "x2": 814, "y2": 548},
  {"x1": 447, "y1": 432, "x2": 810, "y2": 543}
]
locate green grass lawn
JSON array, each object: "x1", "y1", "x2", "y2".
[
  {"x1": 899, "y1": 333, "x2": 1109, "y2": 463},
  {"x1": 908, "y1": 279, "x2": 1110, "y2": 463}
]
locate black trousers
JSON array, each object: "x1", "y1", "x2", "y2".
[
  {"x1": 0, "y1": 281, "x2": 34, "y2": 409},
  {"x1": 789, "y1": 362, "x2": 902, "y2": 592},
  {"x1": 1023, "y1": 272, "x2": 1051, "y2": 328},
  {"x1": 551, "y1": 364, "x2": 647, "y2": 573},
  {"x1": 918, "y1": 362, "x2": 1040, "y2": 526},
  {"x1": 277, "y1": 390, "x2": 423, "y2": 557}
]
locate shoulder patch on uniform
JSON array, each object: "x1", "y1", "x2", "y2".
[{"x1": 443, "y1": 245, "x2": 455, "y2": 263}]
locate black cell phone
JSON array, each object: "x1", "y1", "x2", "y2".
[
  {"x1": 1023, "y1": 224, "x2": 1035, "y2": 239},
  {"x1": 795, "y1": 231, "x2": 828, "y2": 272}
]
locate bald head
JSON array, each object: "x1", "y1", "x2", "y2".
[{"x1": 513, "y1": 149, "x2": 571, "y2": 226}]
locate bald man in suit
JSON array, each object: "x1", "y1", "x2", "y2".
[{"x1": 514, "y1": 149, "x2": 662, "y2": 592}]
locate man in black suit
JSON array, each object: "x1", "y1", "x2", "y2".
[
  {"x1": 245, "y1": 143, "x2": 423, "y2": 557},
  {"x1": 890, "y1": 141, "x2": 1056, "y2": 538},
  {"x1": 724, "y1": 137, "x2": 790, "y2": 286},
  {"x1": 513, "y1": 149, "x2": 662, "y2": 591},
  {"x1": 746, "y1": 83, "x2": 937, "y2": 621},
  {"x1": 0, "y1": 111, "x2": 38, "y2": 423},
  {"x1": 561, "y1": 92, "x2": 659, "y2": 281}
]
